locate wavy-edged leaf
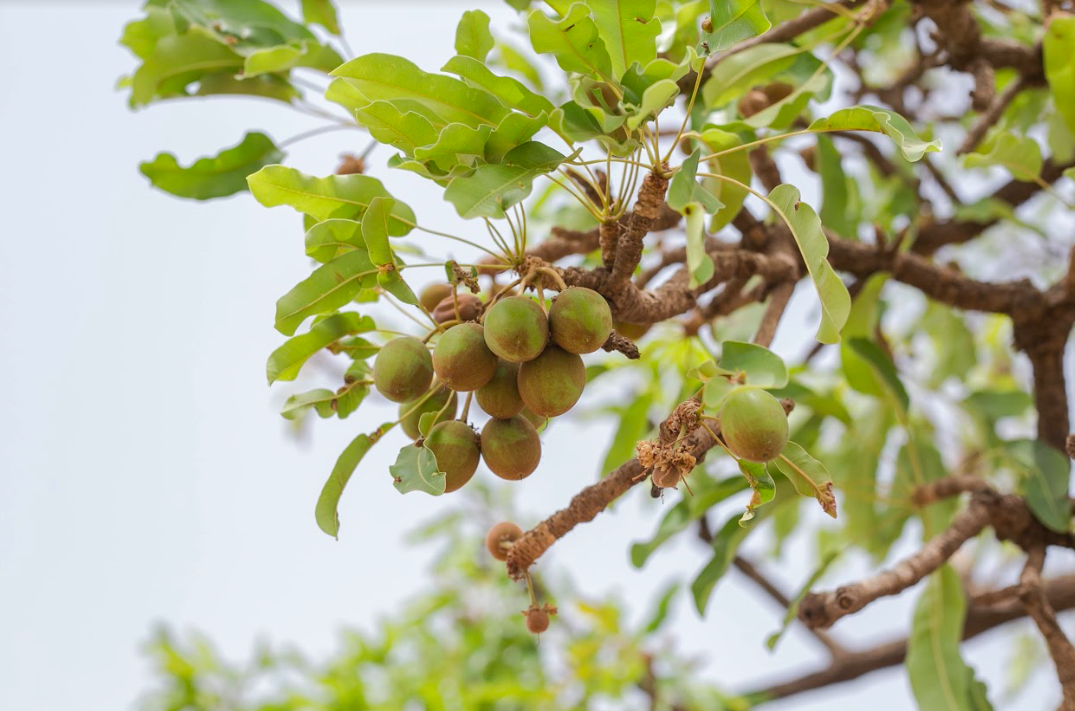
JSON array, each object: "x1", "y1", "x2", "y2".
[
  {"x1": 1044, "y1": 14, "x2": 1075, "y2": 137},
  {"x1": 304, "y1": 218, "x2": 365, "y2": 263},
  {"x1": 242, "y1": 41, "x2": 342, "y2": 77},
  {"x1": 441, "y1": 55, "x2": 555, "y2": 117},
  {"x1": 808, "y1": 105, "x2": 941, "y2": 161},
  {"x1": 301, "y1": 0, "x2": 340, "y2": 34},
  {"x1": 130, "y1": 29, "x2": 244, "y2": 107},
  {"x1": 586, "y1": 0, "x2": 661, "y2": 78},
  {"x1": 140, "y1": 132, "x2": 283, "y2": 200},
  {"x1": 718, "y1": 340, "x2": 788, "y2": 388},
  {"x1": 906, "y1": 566, "x2": 995, "y2": 711},
  {"x1": 1002, "y1": 439, "x2": 1072, "y2": 534},
  {"x1": 316, "y1": 428, "x2": 383, "y2": 538},
  {"x1": 704, "y1": 0, "x2": 771, "y2": 52},
  {"x1": 247, "y1": 165, "x2": 415, "y2": 231},
  {"x1": 443, "y1": 141, "x2": 568, "y2": 219},
  {"x1": 330, "y1": 53, "x2": 510, "y2": 128},
  {"x1": 625, "y1": 78, "x2": 680, "y2": 130},
  {"x1": 455, "y1": 9, "x2": 495, "y2": 62},
  {"x1": 767, "y1": 185, "x2": 850, "y2": 344},
  {"x1": 413, "y1": 123, "x2": 493, "y2": 168},
  {"x1": 275, "y1": 250, "x2": 378, "y2": 335},
  {"x1": 527, "y1": 4, "x2": 615, "y2": 84},
  {"x1": 965, "y1": 131, "x2": 1042, "y2": 182},
  {"x1": 390, "y1": 443, "x2": 447, "y2": 495},
  {"x1": 691, "y1": 513, "x2": 752, "y2": 613},
  {"x1": 281, "y1": 388, "x2": 336, "y2": 420},
  {"x1": 773, "y1": 442, "x2": 837, "y2": 518},
  {"x1": 267, "y1": 312, "x2": 374, "y2": 384},
  {"x1": 354, "y1": 102, "x2": 439, "y2": 155}
]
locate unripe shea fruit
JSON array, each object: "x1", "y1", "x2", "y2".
[
  {"x1": 419, "y1": 283, "x2": 454, "y2": 312},
  {"x1": 373, "y1": 336, "x2": 433, "y2": 403},
  {"x1": 483, "y1": 296, "x2": 549, "y2": 362},
  {"x1": 424, "y1": 420, "x2": 480, "y2": 493},
  {"x1": 433, "y1": 323, "x2": 498, "y2": 391},
  {"x1": 432, "y1": 292, "x2": 482, "y2": 323},
  {"x1": 485, "y1": 521, "x2": 523, "y2": 561},
  {"x1": 475, "y1": 360, "x2": 524, "y2": 419},
  {"x1": 481, "y1": 415, "x2": 542, "y2": 480},
  {"x1": 614, "y1": 320, "x2": 650, "y2": 341},
  {"x1": 517, "y1": 345, "x2": 586, "y2": 418},
  {"x1": 549, "y1": 287, "x2": 613, "y2": 354},
  {"x1": 719, "y1": 387, "x2": 789, "y2": 463},
  {"x1": 399, "y1": 386, "x2": 457, "y2": 440}
]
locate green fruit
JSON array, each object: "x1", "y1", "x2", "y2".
[
  {"x1": 614, "y1": 320, "x2": 650, "y2": 341},
  {"x1": 476, "y1": 360, "x2": 524, "y2": 419},
  {"x1": 481, "y1": 416, "x2": 541, "y2": 480},
  {"x1": 373, "y1": 336, "x2": 433, "y2": 403},
  {"x1": 719, "y1": 388, "x2": 789, "y2": 463},
  {"x1": 433, "y1": 323, "x2": 498, "y2": 391},
  {"x1": 483, "y1": 296, "x2": 549, "y2": 363},
  {"x1": 398, "y1": 386, "x2": 457, "y2": 440},
  {"x1": 520, "y1": 408, "x2": 548, "y2": 431},
  {"x1": 517, "y1": 346, "x2": 585, "y2": 417},
  {"x1": 420, "y1": 283, "x2": 454, "y2": 312},
  {"x1": 425, "y1": 420, "x2": 480, "y2": 493},
  {"x1": 549, "y1": 287, "x2": 613, "y2": 354},
  {"x1": 485, "y1": 521, "x2": 523, "y2": 561}
]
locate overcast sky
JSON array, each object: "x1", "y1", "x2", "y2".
[{"x1": 0, "y1": 2, "x2": 1066, "y2": 710}]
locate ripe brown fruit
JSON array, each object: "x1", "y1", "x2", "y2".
[
  {"x1": 549, "y1": 287, "x2": 613, "y2": 354},
  {"x1": 419, "y1": 283, "x2": 454, "y2": 312},
  {"x1": 481, "y1": 415, "x2": 542, "y2": 480},
  {"x1": 762, "y1": 81, "x2": 794, "y2": 104},
  {"x1": 432, "y1": 292, "x2": 482, "y2": 323},
  {"x1": 485, "y1": 521, "x2": 523, "y2": 561},
  {"x1": 424, "y1": 420, "x2": 480, "y2": 493},
  {"x1": 398, "y1": 386, "x2": 457, "y2": 440},
  {"x1": 738, "y1": 89, "x2": 770, "y2": 118},
  {"x1": 525, "y1": 605, "x2": 550, "y2": 634},
  {"x1": 483, "y1": 296, "x2": 549, "y2": 362},
  {"x1": 517, "y1": 346, "x2": 586, "y2": 417},
  {"x1": 719, "y1": 387, "x2": 789, "y2": 463},
  {"x1": 372, "y1": 336, "x2": 433, "y2": 403},
  {"x1": 433, "y1": 323, "x2": 498, "y2": 391},
  {"x1": 651, "y1": 466, "x2": 682, "y2": 489},
  {"x1": 475, "y1": 360, "x2": 524, "y2": 419}
]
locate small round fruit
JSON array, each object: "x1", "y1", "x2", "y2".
[
  {"x1": 719, "y1": 387, "x2": 789, "y2": 463},
  {"x1": 486, "y1": 521, "x2": 523, "y2": 561},
  {"x1": 398, "y1": 386, "x2": 457, "y2": 440},
  {"x1": 420, "y1": 283, "x2": 454, "y2": 312},
  {"x1": 652, "y1": 466, "x2": 682, "y2": 489},
  {"x1": 614, "y1": 320, "x2": 650, "y2": 341},
  {"x1": 483, "y1": 296, "x2": 549, "y2": 362},
  {"x1": 476, "y1": 361, "x2": 524, "y2": 419},
  {"x1": 372, "y1": 336, "x2": 433, "y2": 403},
  {"x1": 517, "y1": 346, "x2": 585, "y2": 417},
  {"x1": 425, "y1": 420, "x2": 480, "y2": 493},
  {"x1": 433, "y1": 292, "x2": 482, "y2": 323},
  {"x1": 526, "y1": 606, "x2": 550, "y2": 634},
  {"x1": 549, "y1": 287, "x2": 613, "y2": 354},
  {"x1": 738, "y1": 89, "x2": 769, "y2": 118},
  {"x1": 481, "y1": 416, "x2": 541, "y2": 480},
  {"x1": 520, "y1": 408, "x2": 547, "y2": 431},
  {"x1": 433, "y1": 323, "x2": 498, "y2": 391}
]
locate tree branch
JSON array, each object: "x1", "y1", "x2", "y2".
[{"x1": 1019, "y1": 547, "x2": 1075, "y2": 710}]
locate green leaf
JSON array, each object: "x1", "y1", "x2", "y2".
[
  {"x1": 266, "y1": 312, "x2": 374, "y2": 384},
  {"x1": 624, "y1": 78, "x2": 680, "y2": 130},
  {"x1": 767, "y1": 185, "x2": 850, "y2": 344},
  {"x1": 847, "y1": 337, "x2": 910, "y2": 412},
  {"x1": 361, "y1": 196, "x2": 396, "y2": 265},
  {"x1": 242, "y1": 41, "x2": 342, "y2": 77},
  {"x1": 1044, "y1": 14, "x2": 1075, "y2": 138},
  {"x1": 906, "y1": 566, "x2": 995, "y2": 711},
  {"x1": 704, "y1": 0, "x2": 771, "y2": 52},
  {"x1": 304, "y1": 218, "x2": 365, "y2": 264},
  {"x1": 353, "y1": 102, "x2": 439, "y2": 155},
  {"x1": 281, "y1": 388, "x2": 337, "y2": 420},
  {"x1": 119, "y1": 6, "x2": 177, "y2": 61},
  {"x1": 316, "y1": 429, "x2": 380, "y2": 537},
  {"x1": 773, "y1": 442, "x2": 837, "y2": 518},
  {"x1": 443, "y1": 141, "x2": 568, "y2": 219},
  {"x1": 1002, "y1": 439, "x2": 1072, "y2": 534},
  {"x1": 585, "y1": 0, "x2": 661, "y2": 78},
  {"x1": 642, "y1": 582, "x2": 679, "y2": 633},
  {"x1": 839, "y1": 275, "x2": 888, "y2": 396},
  {"x1": 698, "y1": 127, "x2": 752, "y2": 231},
  {"x1": 702, "y1": 43, "x2": 800, "y2": 107},
  {"x1": 816, "y1": 134, "x2": 856, "y2": 238},
  {"x1": 130, "y1": 29, "x2": 244, "y2": 107},
  {"x1": 766, "y1": 550, "x2": 838, "y2": 649},
  {"x1": 527, "y1": 4, "x2": 615, "y2": 84},
  {"x1": 808, "y1": 105, "x2": 941, "y2": 161},
  {"x1": 275, "y1": 250, "x2": 378, "y2": 335},
  {"x1": 668, "y1": 149, "x2": 724, "y2": 214},
  {"x1": 683, "y1": 203, "x2": 714, "y2": 288},
  {"x1": 441, "y1": 55, "x2": 555, "y2": 118},
  {"x1": 413, "y1": 123, "x2": 493, "y2": 167},
  {"x1": 139, "y1": 132, "x2": 283, "y2": 200},
  {"x1": 169, "y1": 0, "x2": 316, "y2": 51},
  {"x1": 247, "y1": 165, "x2": 415, "y2": 231},
  {"x1": 601, "y1": 392, "x2": 654, "y2": 474},
  {"x1": 691, "y1": 513, "x2": 752, "y2": 613},
  {"x1": 301, "y1": 0, "x2": 340, "y2": 34},
  {"x1": 390, "y1": 443, "x2": 447, "y2": 496},
  {"x1": 455, "y1": 9, "x2": 495, "y2": 62},
  {"x1": 330, "y1": 53, "x2": 510, "y2": 128},
  {"x1": 738, "y1": 460, "x2": 775, "y2": 524},
  {"x1": 965, "y1": 131, "x2": 1043, "y2": 182},
  {"x1": 718, "y1": 340, "x2": 789, "y2": 388}
]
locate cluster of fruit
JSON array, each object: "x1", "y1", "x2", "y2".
[{"x1": 371, "y1": 284, "x2": 614, "y2": 493}]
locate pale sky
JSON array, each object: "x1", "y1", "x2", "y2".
[{"x1": 0, "y1": 2, "x2": 1064, "y2": 710}]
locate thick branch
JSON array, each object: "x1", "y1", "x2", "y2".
[
  {"x1": 1020, "y1": 547, "x2": 1075, "y2": 710},
  {"x1": 609, "y1": 170, "x2": 669, "y2": 295}
]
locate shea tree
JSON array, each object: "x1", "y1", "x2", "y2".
[{"x1": 120, "y1": 0, "x2": 1075, "y2": 707}]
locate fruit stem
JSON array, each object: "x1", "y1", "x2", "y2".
[
  {"x1": 535, "y1": 266, "x2": 567, "y2": 292},
  {"x1": 524, "y1": 571, "x2": 538, "y2": 607},
  {"x1": 460, "y1": 391, "x2": 473, "y2": 421}
]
